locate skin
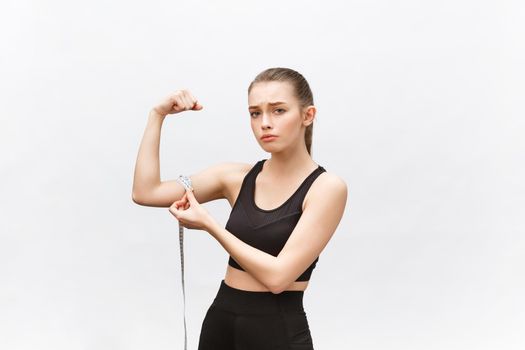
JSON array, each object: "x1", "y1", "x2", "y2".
[{"x1": 169, "y1": 81, "x2": 348, "y2": 294}]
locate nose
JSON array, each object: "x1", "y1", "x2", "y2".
[{"x1": 261, "y1": 112, "x2": 273, "y2": 129}]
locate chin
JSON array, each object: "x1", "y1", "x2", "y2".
[{"x1": 261, "y1": 145, "x2": 283, "y2": 153}]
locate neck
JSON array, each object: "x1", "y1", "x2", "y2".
[{"x1": 264, "y1": 143, "x2": 316, "y2": 177}]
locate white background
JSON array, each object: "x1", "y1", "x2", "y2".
[{"x1": 1, "y1": 0, "x2": 524, "y2": 349}]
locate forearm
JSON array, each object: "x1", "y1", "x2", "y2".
[
  {"x1": 132, "y1": 109, "x2": 166, "y2": 199},
  {"x1": 205, "y1": 219, "x2": 282, "y2": 293}
]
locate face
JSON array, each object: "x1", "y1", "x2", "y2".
[{"x1": 248, "y1": 81, "x2": 315, "y2": 152}]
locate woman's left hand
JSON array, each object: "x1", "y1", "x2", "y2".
[{"x1": 168, "y1": 189, "x2": 214, "y2": 231}]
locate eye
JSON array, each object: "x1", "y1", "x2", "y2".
[
  {"x1": 250, "y1": 111, "x2": 260, "y2": 118},
  {"x1": 275, "y1": 108, "x2": 286, "y2": 114}
]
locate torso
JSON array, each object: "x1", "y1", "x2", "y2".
[{"x1": 222, "y1": 161, "x2": 324, "y2": 292}]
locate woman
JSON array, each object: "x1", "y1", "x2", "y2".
[{"x1": 132, "y1": 67, "x2": 347, "y2": 349}]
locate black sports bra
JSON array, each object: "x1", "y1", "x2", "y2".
[{"x1": 225, "y1": 158, "x2": 326, "y2": 282}]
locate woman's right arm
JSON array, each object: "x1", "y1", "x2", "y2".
[
  {"x1": 131, "y1": 90, "x2": 229, "y2": 208},
  {"x1": 131, "y1": 108, "x2": 170, "y2": 206}
]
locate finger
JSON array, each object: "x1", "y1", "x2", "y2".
[
  {"x1": 180, "y1": 91, "x2": 194, "y2": 110},
  {"x1": 176, "y1": 195, "x2": 187, "y2": 203},
  {"x1": 174, "y1": 199, "x2": 186, "y2": 209},
  {"x1": 174, "y1": 211, "x2": 185, "y2": 221},
  {"x1": 173, "y1": 95, "x2": 185, "y2": 111},
  {"x1": 167, "y1": 95, "x2": 179, "y2": 110},
  {"x1": 185, "y1": 188, "x2": 197, "y2": 203},
  {"x1": 187, "y1": 92, "x2": 202, "y2": 110},
  {"x1": 168, "y1": 207, "x2": 179, "y2": 219},
  {"x1": 192, "y1": 100, "x2": 203, "y2": 110}
]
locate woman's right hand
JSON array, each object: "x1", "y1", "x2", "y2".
[{"x1": 153, "y1": 89, "x2": 203, "y2": 117}]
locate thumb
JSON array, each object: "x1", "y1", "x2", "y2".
[
  {"x1": 192, "y1": 102, "x2": 203, "y2": 110},
  {"x1": 186, "y1": 189, "x2": 197, "y2": 203}
]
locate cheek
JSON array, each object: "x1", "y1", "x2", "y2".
[
  {"x1": 282, "y1": 119, "x2": 302, "y2": 137},
  {"x1": 250, "y1": 121, "x2": 257, "y2": 133}
]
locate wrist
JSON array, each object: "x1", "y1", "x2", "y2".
[
  {"x1": 204, "y1": 216, "x2": 219, "y2": 235},
  {"x1": 149, "y1": 108, "x2": 167, "y2": 120}
]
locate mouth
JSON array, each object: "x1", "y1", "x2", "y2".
[{"x1": 261, "y1": 134, "x2": 278, "y2": 140}]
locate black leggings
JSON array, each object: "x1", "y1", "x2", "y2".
[{"x1": 197, "y1": 279, "x2": 315, "y2": 350}]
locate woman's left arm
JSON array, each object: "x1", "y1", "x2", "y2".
[
  {"x1": 169, "y1": 174, "x2": 348, "y2": 294},
  {"x1": 205, "y1": 174, "x2": 348, "y2": 294}
]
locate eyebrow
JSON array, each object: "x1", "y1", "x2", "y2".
[{"x1": 248, "y1": 101, "x2": 287, "y2": 109}]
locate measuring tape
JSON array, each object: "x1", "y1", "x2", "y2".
[{"x1": 175, "y1": 174, "x2": 193, "y2": 350}]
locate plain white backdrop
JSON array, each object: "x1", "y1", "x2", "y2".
[{"x1": 1, "y1": 0, "x2": 524, "y2": 349}]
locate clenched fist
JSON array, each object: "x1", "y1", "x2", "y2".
[{"x1": 153, "y1": 89, "x2": 203, "y2": 116}]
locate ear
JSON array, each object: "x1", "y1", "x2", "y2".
[{"x1": 302, "y1": 105, "x2": 316, "y2": 127}]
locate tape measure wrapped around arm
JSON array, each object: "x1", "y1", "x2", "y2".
[{"x1": 175, "y1": 174, "x2": 193, "y2": 350}]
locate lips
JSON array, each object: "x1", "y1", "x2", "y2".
[{"x1": 261, "y1": 134, "x2": 277, "y2": 140}]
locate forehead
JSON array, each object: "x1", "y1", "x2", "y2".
[{"x1": 248, "y1": 81, "x2": 295, "y2": 108}]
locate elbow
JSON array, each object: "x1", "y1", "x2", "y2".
[
  {"x1": 132, "y1": 192, "x2": 144, "y2": 205},
  {"x1": 269, "y1": 284, "x2": 283, "y2": 295},
  {"x1": 270, "y1": 286, "x2": 285, "y2": 295},
  {"x1": 270, "y1": 282, "x2": 289, "y2": 295},
  {"x1": 268, "y1": 272, "x2": 289, "y2": 295}
]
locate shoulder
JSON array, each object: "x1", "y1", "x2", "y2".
[
  {"x1": 218, "y1": 161, "x2": 255, "y2": 180},
  {"x1": 305, "y1": 170, "x2": 348, "y2": 209},
  {"x1": 216, "y1": 161, "x2": 257, "y2": 203},
  {"x1": 191, "y1": 160, "x2": 254, "y2": 194},
  {"x1": 323, "y1": 171, "x2": 347, "y2": 188},
  {"x1": 198, "y1": 160, "x2": 253, "y2": 177},
  {"x1": 313, "y1": 169, "x2": 347, "y2": 193}
]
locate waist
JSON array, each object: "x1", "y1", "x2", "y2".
[
  {"x1": 225, "y1": 264, "x2": 309, "y2": 292},
  {"x1": 212, "y1": 279, "x2": 305, "y2": 315}
]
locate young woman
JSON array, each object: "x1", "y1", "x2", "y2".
[{"x1": 132, "y1": 67, "x2": 348, "y2": 349}]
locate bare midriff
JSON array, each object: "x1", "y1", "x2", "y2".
[{"x1": 224, "y1": 265, "x2": 309, "y2": 292}]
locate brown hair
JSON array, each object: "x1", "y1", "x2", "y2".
[{"x1": 248, "y1": 67, "x2": 315, "y2": 156}]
